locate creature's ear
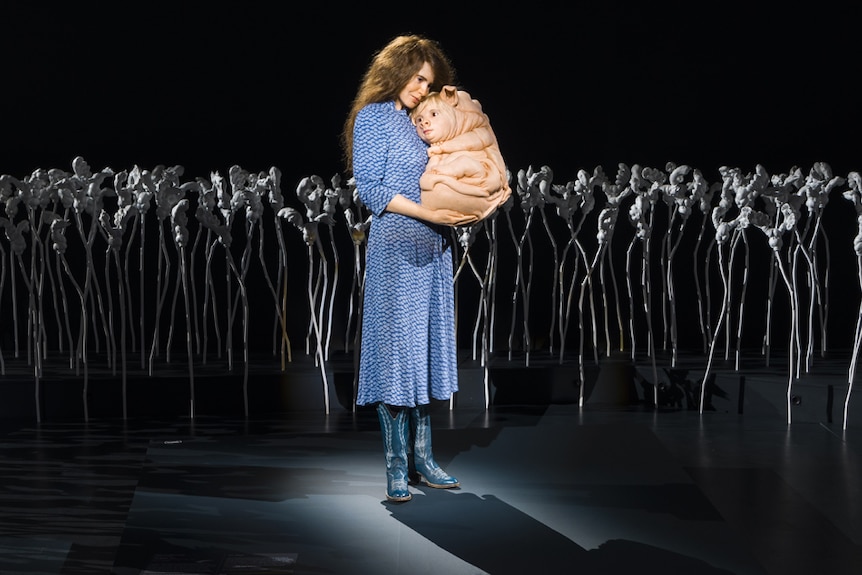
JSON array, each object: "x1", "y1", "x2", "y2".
[{"x1": 441, "y1": 85, "x2": 459, "y2": 106}]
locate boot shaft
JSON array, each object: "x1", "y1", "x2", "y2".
[
  {"x1": 410, "y1": 404, "x2": 460, "y2": 489},
  {"x1": 410, "y1": 404, "x2": 435, "y2": 463},
  {"x1": 377, "y1": 404, "x2": 410, "y2": 464},
  {"x1": 376, "y1": 403, "x2": 412, "y2": 501}
]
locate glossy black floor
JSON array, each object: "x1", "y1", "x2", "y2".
[{"x1": 1, "y1": 349, "x2": 861, "y2": 575}]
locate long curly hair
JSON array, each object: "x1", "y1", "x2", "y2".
[{"x1": 341, "y1": 34, "x2": 456, "y2": 175}]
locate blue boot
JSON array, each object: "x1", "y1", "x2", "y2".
[
  {"x1": 376, "y1": 403, "x2": 412, "y2": 502},
  {"x1": 410, "y1": 404, "x2": 460, "y2": 489}
]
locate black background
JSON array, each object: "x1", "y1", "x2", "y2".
[{"x1": 4, "y1": 2, "x2": 859, "y2": 187}]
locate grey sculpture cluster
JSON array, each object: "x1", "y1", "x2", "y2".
[{"x1": 1, "y1": 157, "x2": 859, "y2": 428}]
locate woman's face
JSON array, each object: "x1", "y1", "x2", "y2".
[{"x1": 396, "y1": 61, "x2": 435, "y2": 111}]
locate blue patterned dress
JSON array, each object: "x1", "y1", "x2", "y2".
[{"x1": 353, "y1": 100, "x2": 459, "y2": 407}]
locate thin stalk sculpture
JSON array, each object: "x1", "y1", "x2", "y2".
[
  {"x1": 322, "y1": 178, "x2": 342, "y2": 361},
  {"x1": 693, "y1": 183, "x2": 719, "y2": 354},
  {"x1": 195, "y1": 176, "x2": 223, "y2": 363},
  {"x1": 748, "y1": 203, "x2": 799, "y2": 424},
  {"x1": 0, "y1": 239, "x2": 7, "y2": 373},
  {"x1": 1, "y1": 176, "x2": 35, "y2": 368},
  {"x1": 453, "y1": 222, "x2": 487, "y2": 362},
  {"x1": 796, "y1": 162, "x2": 843, "y2": 368},
  {"x1": 760, "y1": 169, "x2": 802, "y2": 366},
  {"x1": 163, "y1": 176, "x2": 200, "y2": 366},
  {"x1": 453, "y1": 222, "x2": 492, "y2": 407},
  {"x1": 128, "y1": 167, "x2": 155, "y2": 369},
  {"x1": 548, "y1": 172, "x2": 594, "y2": 363},
  {"x1": 341, "y1": 182, "x2": 371, "y2": 357},
  {"x1": 341, "y1": 183, "x2": 371, "y2": 406},
  {"x1": 24, "y1": 183, "x2": 55, "y2": 369},
  {"x1": 113, "y1": 171, "x2": 140, "y2": 359},
  {"x1": 660, "y1": 164, "x2": 707, "y2": 367},
  {"x1": 699, "y1": 180, "x2": 764, "y2": 412},
  {"x1": 48, "y1": 216, "x2": 88, "y2": 421},
  {"x1": 170, "y1": 199, "x2": 197, "y2": 418},
  {"x1": 258, "y1": 167, "x2": 293, "y2": 366},
  {"x1": 841, "y1": 171, "x2": 862, "y2": 430},
  {"x1": 626, "y1": 166, "x2": 659, "y2": 405},
  {"x1": 507, "y1": 166, "x2": 548, "y2": 365},
  {"x1": 281, "y1": 175, "x2": 332, "y2": 414},
  {"x1": 486, "y1": 211, "x2": 502, "y2": 355},
  {"x1": 6, "y1": 218, "x2": 42, "y2": 413},
  {"x1": 2, "y1": 215, "x2": 21, "y2": 359},
  {"x1": 226, "y1": 166, "x2": 261, "y2": 396},
  {"x1": 720, "y1": 165, "x2": 769, "y2": 368},
  {"x1": 537, "y1": 175, "x2": 560, "y2": 356},
  {"x1": 196, "y1": 192, "x2": 253, "y2": 413},
  {"x1": 585, "y1": 164, "x2": 628, "y2": 360},
  {"x1": 146, "y1": 166, "x2": 180, "y2": 374},
  {"x1": 291, "y1": 176, "x2": 334, "y2": 364},
  {"x1": 98, "y1": 206, "x2": 135, "y2": 419},
  {"x1": 700, "y1": 217, "x2": 735, "y2": 415},
  {"x1": 72, "y1": 158, "x2": 114, "y2": 366}
]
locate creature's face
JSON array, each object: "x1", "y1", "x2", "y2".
[{"x1": 412, "y1": 94, "x2": 459, "y2": 144}]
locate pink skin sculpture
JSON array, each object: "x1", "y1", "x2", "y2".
[{"x1": 412, "y1": 86, "x2": 511, "y2": 221}]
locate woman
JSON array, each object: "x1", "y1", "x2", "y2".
[{"x1": 342, "y1": 34, "x2": 475, "y2": 502}]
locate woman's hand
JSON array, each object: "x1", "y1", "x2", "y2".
[
  {"x1": 385, "y1": 194, "x2": 478, "y2": 226},
  {"x1": 426, "y1": 208, "x2": 478, "y2": 226}
]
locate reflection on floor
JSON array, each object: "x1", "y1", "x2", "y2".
[{"x1": 0, "y1": 350, "x2": 861, "y2": 574}]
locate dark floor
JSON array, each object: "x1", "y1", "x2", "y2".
[{"x1": 1, "y1": 349, "x2": 861, "y2": 574}]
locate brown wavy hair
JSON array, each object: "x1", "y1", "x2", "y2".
[{"x1": 341, "y1": 34, "x2": 456, "y2": 175}]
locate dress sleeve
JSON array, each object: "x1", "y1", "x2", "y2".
[{"x1": 353, "y1": 104, "x2": 396, "y2": 216}]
